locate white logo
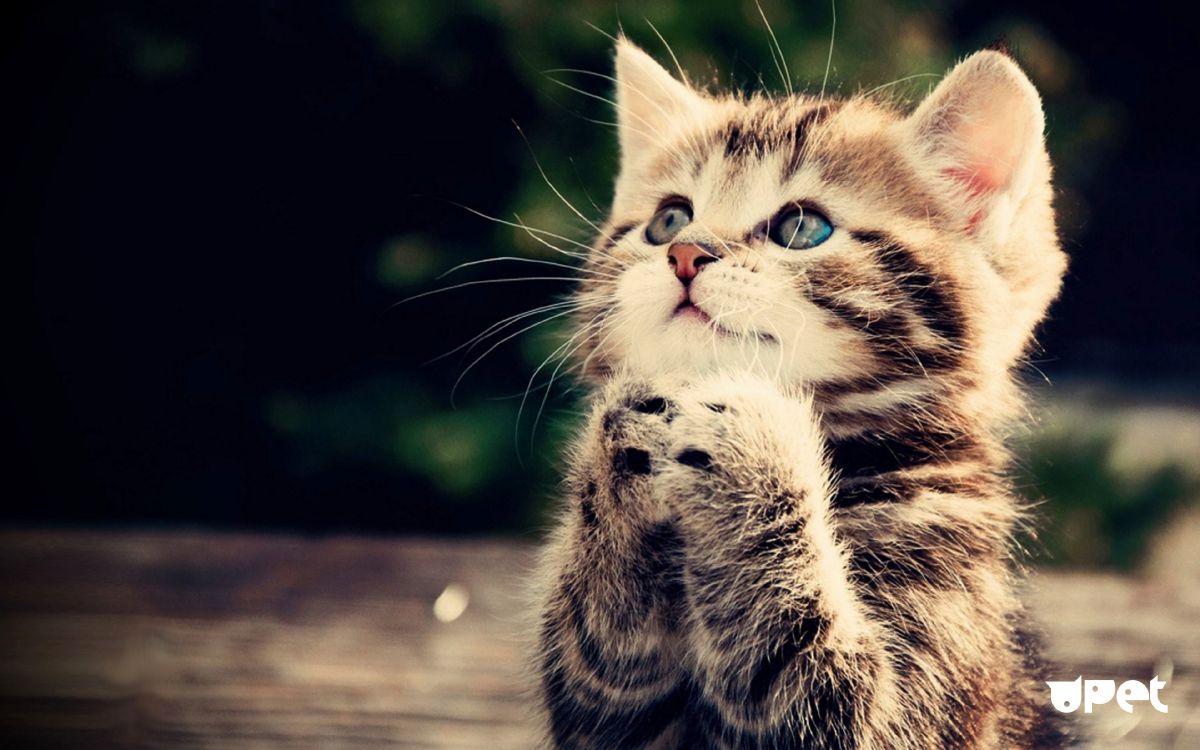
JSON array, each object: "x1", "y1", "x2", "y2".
[{"x1": 1046, "y1": 676, "x2": 1169, "y2": 714}]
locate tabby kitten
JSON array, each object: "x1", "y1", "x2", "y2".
[{"x1": 535, "y1": 37, "x2": 1071, "y2": 749}]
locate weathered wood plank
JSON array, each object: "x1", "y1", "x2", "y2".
[{"x1": 0, "y1": 530, "x2": 1195, "y2": 748}]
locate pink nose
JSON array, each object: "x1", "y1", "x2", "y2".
[{"x1": 668, "y1": 243, "x2": 719, "y2": 284}]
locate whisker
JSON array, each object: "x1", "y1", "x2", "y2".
[
  {"x1": 861, "y1": 72, "x2": 942, "y2": 99},
  {"x1": 511, "y1": 213, "x2": 592, "y2": 261},
  {"x1": 753, "y1": 305, "x2": 773, "y2": 369},
  {"x1": 512, "y1": 121, "x2": 617, "y2": 244},
  {"x1": 756, "y1": 0, "x2": 793, "y2": 96},
  {"x1": 644, "y1": 18, "x2": 690, "y2": 86},
  {"x1": 437, "y1": 256, "x2": 617, "y2": 281},
  {"x1": 516, "y1": 308, "x2": 609, "y2": 454},
  {"x1": 582, "y1": 20, "x2": 620, "y2": 45},
  {"x1": 568, "y1": 157, "x2": 604, "y2": 215},
  {"x1": 767, "y1": 317, "x2": 787, "y2": 381},
  {"x1": 484, "y1": 381, "x2": 554, "y2": 402},
  {"x1": 820, "y1": 0, "x2": 838, "y2": 101},
  {"x1": 438, "y1": 199, "x2": 592, "y2": 259},
  {"x1": 392, "y1": 276, "x2": 609, "y2": 309},
  {"x1": 540, "y1": 76, "x2": 676, "y2": 153},
  {"x1": 425, "y1": 299, "x2": 581, "y2": 365},
  {"x1": 542, "y1": 66, "x2": 713, "y2": 182},
  {"x1": 511, "y1": 209, "x2": 619, "y2": 266},
  {"x1": 529, "y1": 317, "x2": 605, "y2": 452},
  {"x1": 450, "y1": 306, "x2": 580, "y2": 406},
  {"x1": 577, "y1": 307, "x2": 624, "y2": 376}
]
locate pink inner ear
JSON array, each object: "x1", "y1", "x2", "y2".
[
  {"x1": 940, "y1": 97, "x2": 1027, "y2": 196},
  {"x1": 941, "y1": 165, "x2": 999, "y2": 232},
  {"x1": 946, "y1": 112, "x2": 1022, "y2": 191},
  {"x1": 942, "y1": 164, "x2": 1001, "y2": 199},
  {"x1": 938, "y1": 110, "x2": 1026, "y2": 231}
]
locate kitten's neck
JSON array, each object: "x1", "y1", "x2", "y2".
[{"x1": 815, "y1": 376, "x2": 1011, "y2": 502}]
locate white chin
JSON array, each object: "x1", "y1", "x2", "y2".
[
  {"x1": 607, "y1": 262, "x2": 806, "y2": 381},
  {"x1": 615, "y1": 315, "x2": 782, "y2": 379}
]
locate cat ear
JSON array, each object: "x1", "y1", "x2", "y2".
[
  {"x1": 907, "y1": 50, "x2": 1047, "y2": 237},
  {"x1": 614, "y1": 38, "x2": 707, "y2": 167}
]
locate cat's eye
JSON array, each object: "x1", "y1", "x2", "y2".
[
  {"x1": 644, "y1": 201, "x2": 693, "y2": 245},
  {"x1": 769, "y1": 206, "x2": 833, "y2": 250}
]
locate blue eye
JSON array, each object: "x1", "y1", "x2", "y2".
[
  {"x1": 769, "y1": 206, "x2": 833, "y2": 250},
  {"x1": 644, "y1": 201, "x2": 693, "y2": 245}
]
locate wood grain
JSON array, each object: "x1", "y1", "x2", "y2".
[{"x1": 0, "y1": 530, "x2": 1195, "y2": 748}]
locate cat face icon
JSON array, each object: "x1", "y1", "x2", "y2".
[{"x1": 1046, "y1": 676, "x2": 1082, "y2": 713}]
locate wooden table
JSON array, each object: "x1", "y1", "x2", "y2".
[{"x1": 0, "y1": 530, "x2": 1196, "y2": 748}]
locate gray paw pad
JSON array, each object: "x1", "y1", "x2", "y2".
[
  {"x1": 615, "y1": 447, "x2": 653, "y2": 475},
  {"x1": 676, "y1": 449, "x2": 713, "y2": 471},
  {"x1": 633, "y1": 397, "x2": 669, "y2": 415}
]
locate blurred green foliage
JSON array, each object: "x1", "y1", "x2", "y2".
[
  {"x1": 268, "y1": 0, "x2": 1192, "y2": 566},
  {"x1": 1017, "y1": 425, "x2": 1198, "y2": 569}
]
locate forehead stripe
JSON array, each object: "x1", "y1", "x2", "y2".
[
  {"x1": 723, "y1": 120, "x2": 769, "y2": 159},
  {"x1": 782, "y1": 104, "x2": 839, "y2": 180},
  {"x1": 720, "y1": 102, "x2": 841, "y2": 168}
]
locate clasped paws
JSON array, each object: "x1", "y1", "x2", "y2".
[
  {"x1": 656, "y1": 374, "x2": 828, "y2": 507},
  {"x1": 580, "y1": 372, "x2": 827, "y2": 526}
]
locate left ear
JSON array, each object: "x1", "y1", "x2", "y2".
[
  {"x1": 614, "y1": 38, "x2": 709, "y2": 171},
  {"x1": 906, "y1": 50, "x2": 1047, "y2": 240}
]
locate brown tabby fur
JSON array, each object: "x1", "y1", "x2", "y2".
[{"x1": 534, "y1": 38, "x2": 1072, "y2": 749}]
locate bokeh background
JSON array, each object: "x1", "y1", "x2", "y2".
[{"x1": 6, "y1": 0, "x2": 1198, "y2": 570}]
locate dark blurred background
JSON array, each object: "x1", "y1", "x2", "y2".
[{"x1": 4, "y1": 0, "x2": 1197, "y2": 567}]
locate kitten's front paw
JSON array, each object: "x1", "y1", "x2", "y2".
[
  {"x1": 657, "y1": 375, "x2": 827, "y2": 508},
  {"x1": 574, "y1": 373, "x2": 682, "y2": 525},
  {"x1": 596, "y1": 376, "x2": 677, "y2": 473}
]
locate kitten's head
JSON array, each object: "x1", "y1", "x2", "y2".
[{"x1": 574, "y1": 39, "x2": 1065, "y2": 409}]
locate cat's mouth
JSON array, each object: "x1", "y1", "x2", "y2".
[
  {"x1": 671, "y1": 299, "x2": 777, "y2": 343},
  {"x1": 673, "y1": 300, "x2": 712, "y2": 324}
]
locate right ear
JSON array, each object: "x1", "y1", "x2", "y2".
[
  {"x1": 614, "y1": 39, "x2": 708, "y2": 169},
  {"x1": 904, "y1": 50, "x2": 1048, "y2": 239}
]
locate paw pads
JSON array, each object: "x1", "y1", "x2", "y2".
[
  {"x1": 615, "y1": 447, "x2": 652, "y2": 476},
  {"x1": 676, "y1": 449, "x2": 713, "y2": 471},
  {"x1": 633, "y1": 396, "x2": 669, "y2": 415}
]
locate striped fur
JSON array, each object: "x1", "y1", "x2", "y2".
[{"x1": 535, "y1": 38, "x2": 1072, "y2": 748}]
